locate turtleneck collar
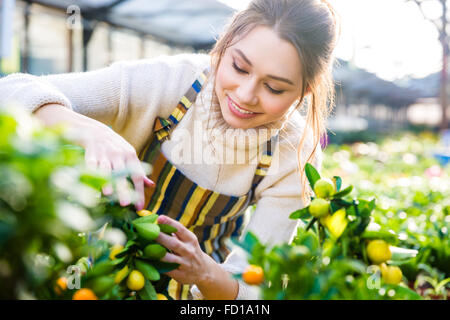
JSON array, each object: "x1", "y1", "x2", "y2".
[{"x1": 195, "y1": 69, "x2": 297, "y2": 152}]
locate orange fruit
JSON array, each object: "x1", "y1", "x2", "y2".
[
  {"x1": 54, "y1": 277, "x2": 67, "y2": 295},
  {"x1": 72, "y1": 288, "x2": 98, "y2": 300},
  {"x1": 242, "y1": 265, "x2": 264, "y2": 285}
]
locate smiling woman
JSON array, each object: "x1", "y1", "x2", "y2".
[{"x1": 0, "y1": 0, "x2": 340, "y2": 301}]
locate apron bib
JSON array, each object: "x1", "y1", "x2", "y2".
[{"x1": 138, "y1": 68, "x2": 277, "y2": 300}]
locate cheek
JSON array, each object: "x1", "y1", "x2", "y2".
[
  {"x1": 216, "y1": 61, "x2": 236, "y2": 92},
  {"x1": 261, "y1": 97, "x2": 294, "y2": 117}
]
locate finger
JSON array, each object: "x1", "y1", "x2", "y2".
[
  {"x1": 160, "y1": 251, "x2": 184, "y2": 266},
  {"x1": 111, "y1": 158, "x2": 132, "y2": 207},
  {"x1": 84, "y1": 148, "x2": 98, "y2": 172},
  {"x1": 98, "y1": 159, "x2": 113, "y2": 196},
  {"x1": 157, "y1": 215, "x2": 196, "y2": 243},
  {"x1": 156, "y1": 232, "x2": 190, "y2": 256},
  {"x1": 125, "y1": 158, "x2": 147, "y2": 210},
  {"x1": 130, "y1": 174, "x2": 145, "y2": 211},
  {"x1": 144, "y1": 176, "x2": 155, "y2": 187}
]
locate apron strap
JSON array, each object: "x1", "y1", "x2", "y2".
[
  {"x1": 154, "y1": 67, "x2": 210, "y2": 143},
  {"x1": 250, "y1": 133, "x2": 279, "y2": 200}
]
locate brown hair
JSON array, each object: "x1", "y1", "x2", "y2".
[{"x1": 207, "y1": 0, "x2": 340, "y2": 205}]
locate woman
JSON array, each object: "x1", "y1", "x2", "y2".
[{"x1": 0, "y1": 0, "x2": 340, "y2": 299}]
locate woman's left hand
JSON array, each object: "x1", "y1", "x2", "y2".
[{"x1": 155, "y1": 215, "x2": 216, "y2": 285}]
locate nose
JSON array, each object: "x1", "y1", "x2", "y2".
[{"x1": 236, "y1": 79, "x2": 258, "y2": 106}]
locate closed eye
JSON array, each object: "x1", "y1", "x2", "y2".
[
  {"x1": 232, "y1": 61, "x2": 247, "y2": 74},
  {"x1": 232, "y1": 61, "x2": 285, "y2": 95}
]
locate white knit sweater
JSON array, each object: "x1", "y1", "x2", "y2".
[{"x1": 0, "y1": 53, "x2": 322, "y2": 300}]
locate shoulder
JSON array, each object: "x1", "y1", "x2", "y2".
[
  {"x1": 112, "y1": 53, "x2": 211, "y2": 79},
  {"x1": 110, "y1": 53, "x2": 211, "y2": 118}
]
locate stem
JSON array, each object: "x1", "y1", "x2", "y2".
[{"x1": 305, "y1": 218, "x2": 317, "y2": 231}]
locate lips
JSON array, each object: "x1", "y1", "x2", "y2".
[{"x1": 227, "y1": 96, "x2": 259, "y2": 119}]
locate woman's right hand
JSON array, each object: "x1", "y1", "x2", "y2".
[
  {"x1": 79, "y1": 122, "x2": 155, "y2": 211},
  {"x1": 34, "y1": 103, "x2": 154, "y2": 211}
]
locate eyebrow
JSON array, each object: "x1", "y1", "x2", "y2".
[{"x1": 233, "y1": 48, "x2": 295, "y2": 86}]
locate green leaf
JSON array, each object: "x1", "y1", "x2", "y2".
[
  {"x1": 305, "y1": 163, "x2": 321, "y2": 189},
  {"x1": 332, "y1": 185, "x2": 353, "y2": 198},
  {"x1": 79, "y1": 173, "x2": 108, "y2": 191},
  {"x1": 139, "y1": 280, "x2": 158, "y2": 300},
  {"x1": 289, "y1": 207, "x2": 311, "y2": 220},
  {"x1": 356, "y1": 198, "x2": 376, "y2": 218},
  {"x1": 133, "y1": 214, "x2": 158, "y2": 225},
  {"x1": 152, "y1": 261, "x2": 180, "y2": 273},
  {"x1": 354, "y1": 216, "x2": 371, "y2": 235},
  {"x1": 333, "y1": 176, "x2": 342, "y2": 192},
  {"x1": 395, "y1": 285, "x2": 422, "y2": 300},
  {"x1": 361, "y1": 230, "x2": 397, "y2": 244}
]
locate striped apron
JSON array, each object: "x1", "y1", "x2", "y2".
[{"x1": 138, "y1": 68, "x2": 278, "y2": 300}]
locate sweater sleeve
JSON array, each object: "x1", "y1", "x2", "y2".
[
  {"x1": 0, "y1": 53, "x2": 210, "y2": 152},
  {"x1": 190, "y1": 113, "x2": 323, "y2": 300}
]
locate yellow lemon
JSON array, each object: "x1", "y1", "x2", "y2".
[
  {"x1": 309, "y1": 198, "x2": 330, "y2": 218},
  {"x1": 314, "y1": 178, "x2": 335, "y2": 199},
  {"x1": 320, "y1": 208, "x2": 348, "y2": 238},
  {"x1": 156, "y1": 293, "x2": 168, "y2": 300},
  {"x1": 367, "y1": 240, "x2": 392, "y2": 264},
  {"x1": 114, "y1": 265, "x2": 129, "y2": 284},
  {"x1": 137, "y1": 209, "x2": 153, "y2": 217},
  {"x1": 109, "y1": 244, "x2": 124, "y2": 260},
  {"x1": 126, "y1": 270, "x2": 145, "y2": 291},
  {"x1": 380, "y1": 264, "x2": 402, "y2": 285}
]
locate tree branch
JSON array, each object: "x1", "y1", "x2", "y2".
[{"x1": 406, "y1": 0, "x2": 443, "y2": 31}]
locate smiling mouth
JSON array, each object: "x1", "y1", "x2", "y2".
[{"x1": 227, "y1": 96, "x2": 260, "y2": 115}]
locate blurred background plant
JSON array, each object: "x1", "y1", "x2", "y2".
[{"x1": 0, "y1": 105, "x2": 135, "y2": 299}]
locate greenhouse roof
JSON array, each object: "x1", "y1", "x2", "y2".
[{"x1": 27, "y1": 0, "x2": 235, "y2": 49}]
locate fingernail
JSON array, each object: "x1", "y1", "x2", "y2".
[
  {"x1": 120, "y1": 198, "x2": 131, "y2": 207},
  {"x1": 135, "y1": 202, "x2": 144, "y2": 211},
  {"x1": 145, "y1": 177, "x2": 155, "y2": 186}
]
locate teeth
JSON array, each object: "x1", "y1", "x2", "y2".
[{"x1": 230, "y1": 99, "x2": 255, "y2": 114}]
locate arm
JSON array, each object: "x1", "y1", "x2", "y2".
[
  {"x1": 0, "y1": 53, "x2": 210, "y2": 145},
  {"x1": 192, "y1": 116, "x2": 324, "y2": 300},
  {"x1": 33, "y1": 103, "x2": 110, "y2": 147}
]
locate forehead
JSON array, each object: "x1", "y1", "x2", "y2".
[{"x1": 228, "y1": 25, "x2": 302, "y2": 83}]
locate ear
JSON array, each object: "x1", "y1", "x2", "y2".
[
  {"x1": 298, "y1": 86, "x2": 311, "y2": 101},
  {"x1": 304, "y1": 85, "x2": 312, "y2": 96}
]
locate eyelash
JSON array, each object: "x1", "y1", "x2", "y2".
[{"x1": 232, "y1": 62, "x2": 285, "y2": 95}]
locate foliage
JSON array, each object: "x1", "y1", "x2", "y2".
[{"x1": 234, "y1": 131, "x2": 449, "y2": 299}]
